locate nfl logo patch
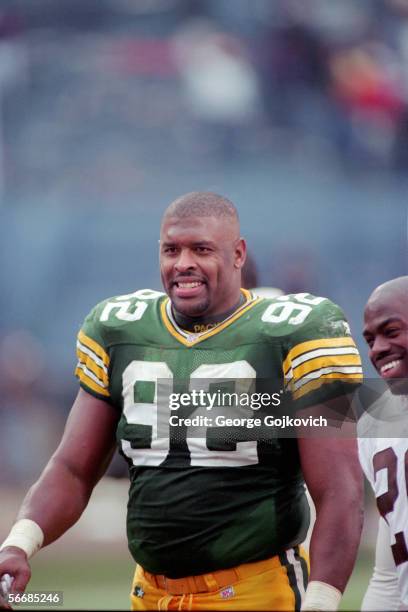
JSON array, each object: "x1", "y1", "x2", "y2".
[
  {"x1": 220, "y1": 586, "x2": 235, "y2": 599},
  {"x1": 133, "y1": 585, "x2": 145, "y2": 598}
]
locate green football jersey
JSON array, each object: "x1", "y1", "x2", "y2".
[{"x1": 75, "y1": 289, "x2": 362, "y2": 577}]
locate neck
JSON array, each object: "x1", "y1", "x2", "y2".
[{"x1": 172, "y1": 292, "x2": 246, "y2": 333}]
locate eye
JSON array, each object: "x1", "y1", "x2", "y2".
[
  {"x1": 195, "y1": 246, "x2": 211, "y2": 254},
  {"x1": 163, "y1": 246, "x2": 178, "y2": 255},
  {"x1": 386, "y1": 327, "x2": 400, "y2": 338}
]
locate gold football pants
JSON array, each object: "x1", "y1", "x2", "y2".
[{"x1": 130, "y1": 546, "x2": 309, "y2": 611}]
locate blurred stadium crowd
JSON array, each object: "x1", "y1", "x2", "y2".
[
  {"x1": 0, "y1": 0, "x2": 407, "y2": 488},
  {"x1": 2, "y1": 0, "x2": 408, "y2": 196}
]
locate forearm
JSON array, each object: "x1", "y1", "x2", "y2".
[
  {"x1": 13, "y1": 391, "x2": 117, "y2": 548},
  {"x1": 0, "y1": 456, "x2": 94, "y2": 596},
  {"x1": 309, "y1": 487, "x2": 363, "y2": 592},
  {"x1": 16, "y1": 456, "x2": 95, "y2": 547}
]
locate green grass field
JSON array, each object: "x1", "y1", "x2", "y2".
[
  {"x1": 23, "y1": 553, "x2": 133, "y2": 610},
  {"x1": 341, "y1": 551, "x2": 373, "y2": 610}
]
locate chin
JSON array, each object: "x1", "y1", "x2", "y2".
[{"x1": 172, "y1": 297, "x2": 210, "y2": 318}]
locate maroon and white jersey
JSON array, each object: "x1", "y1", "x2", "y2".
[{"x1": 358, "y1": 392, "x2": 408, "y2": 607}]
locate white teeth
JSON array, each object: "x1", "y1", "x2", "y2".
[
  {"x1": 380, "y1": 360, "x2": 402, "y2": 374},
  {"x1": 178, "y1": 281, "x2": 202, "y2": 288}
]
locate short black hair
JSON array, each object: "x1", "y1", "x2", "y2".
[{"x1": 163, "y1": 191, "x2": 239, "y2": 222}]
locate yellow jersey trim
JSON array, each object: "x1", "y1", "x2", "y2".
[
  {"x1": 160, "y1": 289, "x2": 262, "y2": 347},
  {"x1": 75, "y1": 366, "x2": 110, "y2": 397},
  {"x1": 293, "y1": 371, "x2": 363, "y2": 400},
  {"x1": 76, "y1": 347, "x2": 109, "y2": 387},
  {"x1": 77, "y1": 330, "x2": 110, "y2": 367},
  {"x1": 292, "y1": 353, "x2": 362, "y2": 381},
  {"x1": 283, "y1": 336, "x2": 357, "y2": 377}
]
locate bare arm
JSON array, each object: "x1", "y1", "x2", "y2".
[
  {"x1": 298, "y1": 405, "x2": 364, "y2": 593},
  {"x1": 0, "y1": 389, "x2": 119, "y2": 606},
  {"x1": 16, "y1": 388, "x2": 119, "y2": 543}
]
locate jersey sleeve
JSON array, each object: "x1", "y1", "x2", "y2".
[
  {"x1": 282, "y1": 296, "x2": 362, "y2": 409},
  {"x1": 74, "y1": 302, "x2": 111, "y2": 401}
]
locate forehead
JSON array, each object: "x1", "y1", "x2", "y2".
[
  {"x1": 364, "y1": 290, "x2": 408, "y2": 332},
  {"x1": 160, "y1": 215, "x2": 233, "y2": 242}
]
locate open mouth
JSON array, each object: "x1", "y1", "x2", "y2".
[
  {"x1": 172, "y1": 279, "x2": 206, "y2": 298},
  {"x1": 379, "y1": 359, "x2": 404, "y2": 378},
  {"x1": 176, "y1": 281, "x2": 203, "y2": 289}
]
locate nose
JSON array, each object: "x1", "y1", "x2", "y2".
[
  {"x1": 174, "y1": 248, "x2": 197, "y2": 273},
  {"x1": 370, "y1": 334, "x2": 391, "y2": 362}
]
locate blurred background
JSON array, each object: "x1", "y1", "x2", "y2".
[{"x1": 0, "y1": 0, "x2": 407, "y2": 608}]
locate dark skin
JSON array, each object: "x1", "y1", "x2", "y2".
[
  {"x1": 299, "y1": 430, "x2": 363, "y2": 591},
  {"x1": 159, "y1": 215, "x2": 246, "y2": 318},
  {"x1": 363, "y1": 277, "x2": 408, "y2": 394},
  {"x1": 0, "y1": 213, "x2": 364, "y2": 607},
  {"x1": 294, "y1": 388, "x2": 364, "y2": 593}
]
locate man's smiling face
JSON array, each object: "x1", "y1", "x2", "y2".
[
  {"x1": 363, "y1": 284, "x2": 408, "y2": 394},
  {"x1": 159, "y1": 215, "x2": 245, "y2": 319}
]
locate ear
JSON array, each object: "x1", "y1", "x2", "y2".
[{"x1": 234, "y1": 238, "x2": 247, "y2": 269}]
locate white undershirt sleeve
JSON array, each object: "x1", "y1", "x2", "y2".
[{"x1": 361, "y1": 517, "x2": 405, "y2": 611}]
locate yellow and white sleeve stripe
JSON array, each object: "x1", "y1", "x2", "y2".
[
  {"x1": 283, "y1": 337, "x2": 362, "y2": 400},
  {"x1": 75, "y1": 330, "x2": 110, "y2": 398}
]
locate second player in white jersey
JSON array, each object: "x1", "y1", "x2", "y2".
[
  {"x1": 358, "y1": 393, "x2": 408, "y2": 608},
  {"x1": 359, "y1": 276, "x2": 408, "y2": 610}
]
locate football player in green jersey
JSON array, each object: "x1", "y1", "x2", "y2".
[{"x1": 0, "y1": 192, "x2": 363, "y2": 611}]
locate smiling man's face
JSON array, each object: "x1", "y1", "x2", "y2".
[
  {"x1": 363, "y1": 284, "x2": 408, "y2": 394},
  {"x1": 160, "y1": 215, "x2": 246, "y2": 318}
]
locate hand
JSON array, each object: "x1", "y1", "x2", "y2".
[{"x1": 0, "y1": 547, "x2": 31, "y2": 610}]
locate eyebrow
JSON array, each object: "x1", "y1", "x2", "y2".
[
  {"x1": 363, "y1": 316, "x2": 403, "y2": 338},
  {"x1": 379, "y1": 317, "x2": 404, "y2": 327},
  {"x1": 161, "y1": 240, "x2": 216, "y2": 247}
]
